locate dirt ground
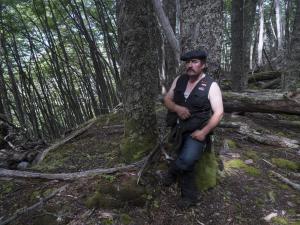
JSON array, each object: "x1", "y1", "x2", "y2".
[{"x1": 0, "y1": 110, "x2": 299, "y2": 225}]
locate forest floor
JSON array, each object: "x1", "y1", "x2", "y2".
[{"x1": 0, "y1": 105, "x2": 300, "y2": 225}]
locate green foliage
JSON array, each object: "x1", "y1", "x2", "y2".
[
  {"x1": 271, "y1": 158, "x2": 299, "y2": 171},
  {"x1": 225, "y1": 159, "x2": 261, "y2": 176}
]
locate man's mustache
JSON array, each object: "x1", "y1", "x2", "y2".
[{"x1": 187, "y1": 68, "x2": 195, "y2": 72}]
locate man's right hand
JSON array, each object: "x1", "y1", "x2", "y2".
[{"x1": 175, "y1": 105, "x2": 191, "y2": 120}]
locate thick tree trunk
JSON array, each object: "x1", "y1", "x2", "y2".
[
  {"x1": 117, "y1": 0, "x2": 159, "y2": 162},
  {"x1": 223, "y1": 90, "x2": 300, "y2": 115},
  {"x1": 180, "y1": 0, "x2": 223, "y2": 78},
  {"x1": 231, "y1": 0, "x2": 245, "y2": 91}
]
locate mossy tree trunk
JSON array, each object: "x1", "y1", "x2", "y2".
[
  {"x1": 117, "y1": 0, "x2": 159, "y2": 162},
  {"x1": 180, "y1": 0, "x2": 223, "y2": 190}
]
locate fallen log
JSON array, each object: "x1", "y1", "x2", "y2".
[
  {"x1": 33, "y1": 118, "x2": 97, "y2": 165},
  {"x1": 270, "y1": 170, "x2": 300, "y2": 192},
  {"x1": 0, "y1": 160, "x2": 144, "y2": 180},
  {"x1": 0, "y1": 185, "x2": 68, "y2": 225},
  {"x1": 223, "y1": 90, "x2": 300, "y2": 115},
  {"x1": 248, "y1": 71, "x2": 281, "y2": 83},
  {"x1": 219, "y1": 121, "x2": 299, "y2": 149}
]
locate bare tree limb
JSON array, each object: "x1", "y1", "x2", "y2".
[
  {"x1": 151, "y1": 0, "x2": 180, "y2": 61},
  {"x1": 0, "y1": 185, "x2": 68, "y2": 225},
  {"x1": 0, "y1": 160, "x2": 144, "y2": 180},
  {"x1": 33, "y1": 118, "x2": 97, "y2": 165}
]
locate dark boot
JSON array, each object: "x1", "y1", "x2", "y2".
[
  {"x1": 177, "y1": 197, "x2": 197, "y2": 209},
  {"x1": 180, "y1": 170, "x2": 198, "y2": 201},
  {"x1": 162, "y1": 163, "x2": 182, "y2": 187}
]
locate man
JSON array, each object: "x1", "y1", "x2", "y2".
[{"x1": 163, "y1": 49, "x2": 223, "y2": 208}]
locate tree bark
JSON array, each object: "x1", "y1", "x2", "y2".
[
  {"x1": 231, "y1": 0, "x2": 245, "y2": 91},
  {"x1": 180, "y1": 0, "x2": 223, "y2": 78},
  {"x1": 117, "y1": 0, "x2": 159, "y2": 162}
]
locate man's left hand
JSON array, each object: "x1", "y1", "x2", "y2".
[{"x1": 191, "y1": 130, "x2": 206, "y2": 141}]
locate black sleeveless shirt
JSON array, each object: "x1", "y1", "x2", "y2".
[{"x1": 166, "y1": 74, "x2": 214, "y2": 132}]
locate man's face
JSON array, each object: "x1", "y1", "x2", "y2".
[{"x1": 185, "y1": 59, "x2": 206, "y2": 77}]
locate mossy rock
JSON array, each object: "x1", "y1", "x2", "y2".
[
  {"x1": 271, "y1": 217, "x2": 289, "y2": 225},
  {"x1": 271, "y1": 158, "x2": 299, "y2": 171},
  {"x1": 195, "y1": 149, "x2": 218, "y2": 191},
  {"x1": 225, "y1": 159, "x2": 261, "y2": 176},
  {"x1": 86, "y1": 178, "x2": 147, "y2": 209}
]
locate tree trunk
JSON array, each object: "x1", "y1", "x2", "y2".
[
  {"x1": 258, "y1": 0, "x2": 265, "y2": 67},
  {"x1": 274, "y1": 0, "x2": 283, "y2": 51},
  {"x1": 117, "y1": 0, "x2": 159, "y2": 162},
  {"x1": 244, "y1": 0, "x2": 258, "y2": 73},
  {"x1": 180, "y1": 0, "x2": 223, "y2": 190},
  {"x1": 180, "y1": 0, "x2": 223, "y2": 79},
  {"x1": 282, "y1": 0, "x2": 300, "y2": 91},
  {"x1": 231, "y1": 0, "x2": 245, "y2": 91}
]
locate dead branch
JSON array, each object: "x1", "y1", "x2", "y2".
[
  {"x1": 0, "y1": 185, "x2": 68, "y2": 225},
  {"x1": 0, "y1": 160, "x2": 144, "y2": 180},
  {"x1": 33, "y1": 118, "x2": 97, "y2": 165},
  {"x1": 270, "y1": 170, "x2": 300, "y2": 192}
]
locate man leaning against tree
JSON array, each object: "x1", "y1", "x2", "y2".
[{"x1": 163, "y1": 49, "x2": 224, "y2": 208}]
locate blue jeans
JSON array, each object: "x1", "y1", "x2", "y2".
[{"x1": 170, "y1": 133, "x2": 206, "y2": 200}]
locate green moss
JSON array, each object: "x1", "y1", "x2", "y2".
[
  {"x1": 271, "y1": 158, "x2": 299, "y2": 171},
  {"x1": 226, "y1": 139, "x2": 237, "y2": 149},
  {"x1": 244, "y1": 150, "x2": 259, "y2": 161},
  {"x1": 120, "y1": 214, "x2": 132, "y2": 225},
  {"x1": 271, "y1": 217, "x2": 289, "y2": 225},
  {"x1": 225, "y1": 159, "x2": 261, "y2": 176},
  {"x1": 121, "y1": 120, "x2": 156, "y2": 163},
  {"x1": 195, "y1": 149, "x2": 218, "y2": 191},
  {"x1": 86, "y1": 178, "x2": 147, "y2": 209}
]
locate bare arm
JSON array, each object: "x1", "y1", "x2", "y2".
[
  {"x1": 191, "y1": 82, "x2": 224, "y2": 141},
  {"x1": 164, "y1": 76, "x2": 191, "y2": 120}
]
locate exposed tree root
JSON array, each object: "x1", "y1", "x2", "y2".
[
  {"x1": 0, "y1": 185, "x2": 68, "y2": 225},
  {"x1": 270, "y1": 170, "x2": 300, "y2": 192},
  {"x1": 33, "y1": 118, "x2": 97, "y2": 165},
  {"x1": 0, "y1": 160, "x2": 144, "y2": 180}
]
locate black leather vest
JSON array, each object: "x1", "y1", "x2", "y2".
[{"x1": 166, "y1": 74, "x2": 214, "y2": 132}]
